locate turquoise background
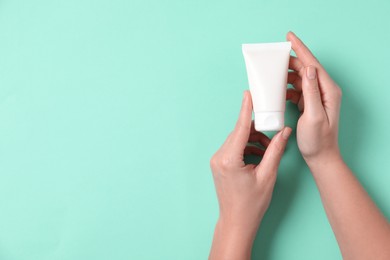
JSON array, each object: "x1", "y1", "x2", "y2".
[{"x1": 0, "y1": 0, "x2": 389, "y2": 259}]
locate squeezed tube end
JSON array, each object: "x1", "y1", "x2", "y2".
[{"x1": 254, "y1": 112, "x2": 284, "y2": 132}]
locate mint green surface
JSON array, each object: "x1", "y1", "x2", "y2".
[{"x1": 0, "y1": 0, "x2": 389, "y2": 259}]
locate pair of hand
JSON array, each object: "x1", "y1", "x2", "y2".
[{"x1": 209, "y1": 31, "x2": 343, "y2": 259}]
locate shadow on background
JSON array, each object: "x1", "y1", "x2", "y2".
[
  {"x1": 252, "y1": 149, "x2": 306, "y2": 260},
  {"x1": 245, "y1": 102, "x2": 307, "y2": 259},
  {"x1": 240, "y1": 45, "x2": 390, "y2": 259},
  {"x1": 331, "y1": 63, "x2": 390, "y2": 220},
  {"x1": 245, "y1": 61, "x2": 389, "y2": 258}
]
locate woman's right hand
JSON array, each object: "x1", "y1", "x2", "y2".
[{"x1": 286, "y1": 31, "x2": 343, "y2": 164}]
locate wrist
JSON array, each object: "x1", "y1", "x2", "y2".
[
  {"x1": 304, "y1": 150, "x2": 345, "y2": 176},
  {"x1": 211, "y1": 217, "x2": 258, "y2": 259},
  {"x1": 304, "y1": 149, "x2": 342, "y2": 168},
  {"x1": 216, "y1": 217, "x2": 259, "y2": 242}
]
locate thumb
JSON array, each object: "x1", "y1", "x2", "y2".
[
  {"x1": 302, "y1": 66, "x2": 325, "y2": 117},
  {"x1": 256, "y1": 127, "x2": 292, "y2": 179}
]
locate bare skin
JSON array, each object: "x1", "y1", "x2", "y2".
[
  {"x1": 209, "y1": 31, "x2": 390, "y2": 260},
  {"x1": 286, "y1": 31, "x2": 390, "y2": 260},
  {"x1": 209, "y1": 90, "x2": 292, "y2": 260}
]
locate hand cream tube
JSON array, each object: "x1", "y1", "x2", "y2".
[{"x1": 242, "y1": 42, "x2": 291, "y2": 131}]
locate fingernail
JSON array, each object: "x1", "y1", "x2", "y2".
[
  {"x1": 306, "y1": 66, "x2": 316, "y2": 80},
  {"x1": 243, "y1": 91, "x2": 247, "y2": 101},
  {"x1": 281, "y1": 127, "x2": 292, "y2": 140}
]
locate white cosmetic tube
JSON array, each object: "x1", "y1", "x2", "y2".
[{"x1": 242, "y1": 42, "x2": 291, "y2": 131}]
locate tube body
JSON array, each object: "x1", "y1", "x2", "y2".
[{"x1": 242, "y1": 42, "x2": 291, "y2": 131}]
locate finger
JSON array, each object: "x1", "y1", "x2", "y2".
[
  {"x1": 256, "y1": 127, "x2": 292, "y2": 180},
  {"x1": 287, "y1": 31, "x2": 339, "y2": 94},
  {"x1": 229, "y1": 90, "x2": 253, "y2": 152},
  {"x1": 286, "y1": 31, "x2": 319, "y2": 67},
  {"x1": 286, "y1": 88, "x2": 301, "y2": 104},
  {"x1": 289, "y1": 56, "x2": 304, "y2": 76},
  {"x1": 244, "y1": 146, "x2": 265, "y2": 157},
  {"x1": 248, "y1": 132, "x2": 271, "y2": 148},
  {"x1": 287, "y1": 71, "x2": 302, "y2": 91},
  {"x1": 302, "y1": 66, "x2": 326, "y2": 117}
]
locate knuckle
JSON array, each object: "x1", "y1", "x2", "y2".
[
  {"x1": 335, "y1": 87, "x2": 343, "y2": 99},
  {"x1": 307, "y1": 85, "x2": 320, "y2": 95},
  {"x1": 220, "y1": 155, "x2": 233, "y2": 170},
  {"x1": 329, "y1": 84, "x2": 342, "y2": 99},
  {"x1": 272, "y1": 140, "x2": 284, "y2": 154},
  {"x1": 210, "y1": 153, "x2": 233, "y2": 171},
  {"x1": 209, "y1": 154, "x2": 218, "y2": 170},
  {"x1": 304, "y1": 83, "x2": 319, "y2": 96},
  {"x1": 308, "y1": 113, "x2": 325, "y2": 125}
]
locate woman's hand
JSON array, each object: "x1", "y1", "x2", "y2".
[
  {"x1": 286, "y1": 32, "x2": 342, "y2": 165},
  {"x1": 209, "y1": 90, "x2": 291, "y2": 260},
  {"x1": 286, "y1": 32, "x2": 390, "y2": 260}
]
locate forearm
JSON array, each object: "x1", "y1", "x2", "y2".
[
  {"x1": 209, "y1": 219, "x2": 257, "y2": 260},
  {"x1": 307, "y1": 155, "x2": 390, "y2": 260}
]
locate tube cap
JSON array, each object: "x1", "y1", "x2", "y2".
[{"x1": 254, "y1": 112, "x2": 284, "y2": 131}]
